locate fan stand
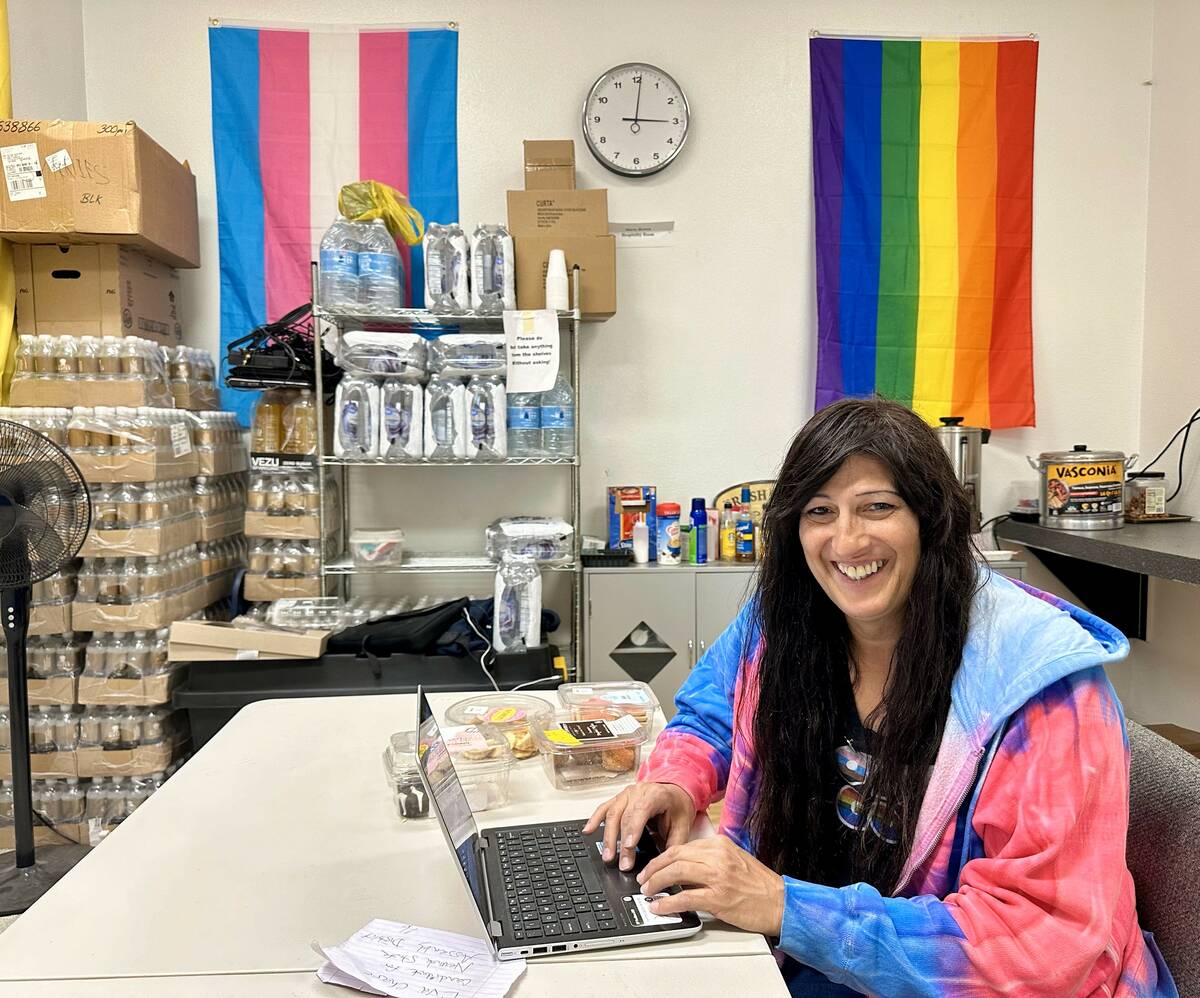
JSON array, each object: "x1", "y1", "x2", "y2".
[{"x1": 0, "y1": 586, "x2": 89, "y2": 916}]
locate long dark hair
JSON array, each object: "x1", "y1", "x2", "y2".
[{"x1": 747, "y1": 397, "x2": 980, "y2": 892}]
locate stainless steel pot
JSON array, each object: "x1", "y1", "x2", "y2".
[
  {"x1": 1027, "y1": 444, "x2": 1128, "y2": 530},
  {"x1": 935, "y1": 417, "x2": 989, "y2": 533}
]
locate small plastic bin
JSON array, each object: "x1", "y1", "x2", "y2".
[
  {"x1": 349, "y1": 529, "x2": 405, "y2": 568},
  {"x1": 442, "y1": 722, "x2": 514, "y2": 811},
  {"x1": 532, "y1": 708, "x2": 646, "y2": 791},
  {"x1": 444, "y1": 693, "x2": 552, "y2": 762},
  {"x1": 383, "y1": 731, "x2": 429, "y2": 819},
  {"x1": 556, "y1": 680, "x2": 660, "y2": 739}
]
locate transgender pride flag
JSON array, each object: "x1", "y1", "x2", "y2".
[{"x1": 209, "y1": 21, "x2": 458, "y2": 420}]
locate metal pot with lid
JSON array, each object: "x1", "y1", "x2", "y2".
[
  {"x1": 1027, "y1": 444, "x2": 1128, "y2": 530},
  {"x1": 934, "y1": 417, "x2": 990, "y2": 533}
]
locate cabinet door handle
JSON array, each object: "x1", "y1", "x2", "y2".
[
  {"x1": 699, "y1": 639, "x2": 706, "y2": 657},
  {"x1": 688, "y1": 639, "x2": 695, "y2": 667}
]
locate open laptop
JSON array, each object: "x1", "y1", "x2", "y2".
[{"x1": 414, "y1": 687, "x2": 702, "y2": 960}]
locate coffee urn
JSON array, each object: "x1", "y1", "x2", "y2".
[{"x1": 935, "y1": 416, "x2": 990, "y2": 533}]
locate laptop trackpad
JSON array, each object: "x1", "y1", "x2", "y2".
[{"x1": 627, "y1": 891, "x2": 683, "y2": 925}]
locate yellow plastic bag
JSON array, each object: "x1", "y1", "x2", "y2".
[{"x1": 338, "y1": 181, "x2": 425, "y2": 246}]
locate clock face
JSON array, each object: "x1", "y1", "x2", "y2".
[{"x1": 582, "y1": 63, "x2": 690, "y2": 177}]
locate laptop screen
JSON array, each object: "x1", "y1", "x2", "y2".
[{"x1": 416, "y1": 690, "x2": 491, "y2": 931}]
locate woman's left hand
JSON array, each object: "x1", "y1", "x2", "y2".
[{"x1": 636, "y1": 836, "x2": 786, "y2": 937}]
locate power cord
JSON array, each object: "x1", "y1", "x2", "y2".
[
  {"x1": 1131, "y1": 404, "x2": 1200, "y2": 503},
  {"x1": 461, "y1": 607, "x2": 500, "y2": 692}
]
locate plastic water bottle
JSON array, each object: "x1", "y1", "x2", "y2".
[
  {"x1": 337, "y1": 377, "x2": 376, "y2": 458},
  {"x1": 539, "y1": 374, "x2": 575, "y2": 458},
  {"x1": 358, "y1": 219, "x2": 402, "y2": 310},
  {"x1": 318, "y1": 218, "x2": 360, "y2": 308},
  {"x1": 506, "y1": 393, "x2": 541, "y2": 457}
]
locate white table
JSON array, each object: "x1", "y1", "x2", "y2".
[{"x1": 0, "y1": 691, "x2": 786, "y2": 996}]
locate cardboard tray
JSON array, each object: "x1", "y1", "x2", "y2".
[
  {"x1": 9, "y1": 378, "x2": 173, "y2": 408},
  {"x1": 78, "y1": 671, "x2": 180, "y2": 707},
  {"x1": 243, "y1": 574, "x2": 321, "y2": 601},
  {"x1": 244, "y1": 510, "x2": 322, "y2": 541},
  {"x1": 73, "y1": 579, "x2": 214, "y2": 632},
  {"x1": 77, "y1": 740, "x2": 175, "y2": 778},
  {"x1": 0, "y1": 676, "x2": 77, "y2": 707},
  {"x1": 0, "y1": 750, "x2": 77, "y2": 780},
  {"x1": 198, "y1": 507, "x2": 245, "y2": 543},
  {"x1": 197, "y1": 447, "x2": 248, "y2": 477},
  {"x1": 171, "y1": 382, "x2": 220, "y2": 411},
  {"x1": 168, "y1": 620, "x2": 329, "y2": 661},
  {"x1": 80, "y1": 515, "x2": 199, "y2": 558},
  {"x1": 71, "y1": 449, "x2": 200, "y2": 484},
  {"x1": 29, "y1": 601, "x2": 71, "y2": 636},
  {"x1": 0, "y1": 822, "x2": 87, "y2": 852}
]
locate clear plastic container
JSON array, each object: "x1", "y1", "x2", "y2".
[
  {"x1": 442, "y1": 721, "x2": 514, "y2": 811},
  {"x1": 556, "y1": 681, "x2": 660, "y2": 739},
  {"x1": 1125, "y1": 472, "x2": 1170, "y2": 520},
  {"x1": 383, "y1": 731, "x2": 430, "y2": 819},
  {"x1": 533, "y1": 709, "x2": 647, "y2": 791},
  {"x1": 349, "y1": 529, "x2": 405, "y2": 568},
  {"x1": 444, "y1": 693, "x2": 553, "y2": 762}
]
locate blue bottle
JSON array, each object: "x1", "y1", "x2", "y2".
[{"x1": 690, "y1": 498, "x2": 708, "y2": 565}]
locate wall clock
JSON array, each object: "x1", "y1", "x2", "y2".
[{"x1": 582, "y1": 63, "x2": 690, "y2": 177}]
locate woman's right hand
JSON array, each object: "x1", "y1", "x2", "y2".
[{"x1": 583, "y1": 782, "x2": 698, "y2": 872}]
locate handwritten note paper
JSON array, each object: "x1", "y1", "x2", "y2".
[
  {"x1": 316, "y1": 919, "x2": 526, "y2": 998},
  {"x1": 502, "y1": 310, "x2": 559, "y2": 395}
]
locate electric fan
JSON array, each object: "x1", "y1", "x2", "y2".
[{"x1": 0, "y1": 420, "x2": 91, "y2": 915}]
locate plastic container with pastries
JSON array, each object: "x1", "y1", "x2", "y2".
[
  {"x1": 556, "y1": 680, "x2": 660, "y2": 739},
  {"x1": 532, "y1": 708, "x2": 647, "y2": 792},
  {"x1": 444, "y1": 693, "x2": 553, "y2": 763},
  {"x1": 441, "y1": 721, "x2": 514, "y2": 811}
]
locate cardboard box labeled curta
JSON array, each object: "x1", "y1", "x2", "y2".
[
  {"x1": 0, "y1": 120, "x2": 200, "y2": 268},
  {"x1": 513, "y1": 234, "x2": 616, "y2": 319},
  {"x1": 12, "y1": 243, "x2": 182, "y2": 345},
  {"x1": 168, "y1": 620, "x2": 329, "y2": 661}
]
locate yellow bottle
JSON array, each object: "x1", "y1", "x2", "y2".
[{"x1": 719, "y1": 501, "x2": 737, "y2": 561}]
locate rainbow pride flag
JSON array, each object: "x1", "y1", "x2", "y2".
[
  {"x1": 209, "y1": 22, "x2": 458, "y2": 421},
  {"x1": 810, "y1": 37, "x2": 1037, "y2": 429}
]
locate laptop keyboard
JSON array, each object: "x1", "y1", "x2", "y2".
[{"x1": 495, "y1": 825, "x2": 617, "y2": 942}]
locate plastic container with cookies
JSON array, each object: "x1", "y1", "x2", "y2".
[
  {"x1": 532, "y1": 709, "x2": 647, "y2": 792},
  {"x1": 442, "y1": 722, "x2": 514, "y2": 811},
  {"x1": 444, "y1": 693, "x2": 552, "y2": 763},
  {"x1": 556, "y1": 680, "x2": 660, "y2": 739}
]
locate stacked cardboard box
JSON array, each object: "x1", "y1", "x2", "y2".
[{"x1": 507, "y1": 140, "x2": 616, "y2": 321}]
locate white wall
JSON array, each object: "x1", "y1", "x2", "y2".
[
  {"x1": 1122, "y1": 0, "x2": 1200, "y2": 727},
  {"x1": 8, "y1": 0, "x2": 85, "y2": 119},
  {"x1": 15, "y1": 1, "x2": 1187, "y2": 695}
]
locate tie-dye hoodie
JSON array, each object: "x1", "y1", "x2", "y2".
[{"x1": 641, "y1": 570, "x2": 1177, "y2": 996}]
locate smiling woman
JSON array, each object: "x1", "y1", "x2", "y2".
[{"x1": 585, "y1": 397, "x2": 1175, "y2": 997}]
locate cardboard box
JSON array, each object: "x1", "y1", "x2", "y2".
[
  {"x1": 0, "y1": 822, "x2": 86, "y2": 852},
  {"x1": 77, "y1": 741, "x2": 173, "y2": 778},
  {"x1": 12, "y1": 243, "x2": 182, "y2": 344},
  {"x1": 0, "y1": 676, "x2": 76, "y2": 707},
  {"x1": 243, "y1": 574, "x2": 322, "y2": 602},
  {"x1": 9, "y1": 376, "x2": 173, "y2": 408},
  {"x1": 29, "y1": 601, "x2": 71, "y2": 636},
  {"x1": 169, "y1": 620, "x2": 329, "y2": 661},
  {"x1": 172, "y1": 381, "x2": 220, "y2": 411},
  {"x1": 80, "y1": 514, "x2": 199, "y2": 558},
  {"x1": 0, "y1": 120, "x2": 200, "y2": 268},
  {"x1": 70, "y1": 448, "x2": 199, "y2": 484},
  {"x1": 73, "y1": 580, "x2": 210, "y2": 633},
  {"x1": 608, "y1": 486, "x2": 658, "y2": 561},
  {"x1": 198, "y1": 507, "x2": 244, "y2": 543},
  {"x1": 507, "y1": 189, "x2": 608, "y2": 236},
  {"x1": 78, "y1": 672, "x2": 179, "y2": 707},
  {"x1": 524, "y1": 140, "x2": 576, "y2": 190},
  {"x1": 0, "y1": 749, "x2": 77, "y2": 780},
  {"x1": 198, "y1": 446, "x2": 248, "y2": 478},
  {"x1": 514, "y1": 234, "x2": 616, "y2": 320},
  {"x1": 244, "y1": 510, "x2": 322, "y2": 541}
]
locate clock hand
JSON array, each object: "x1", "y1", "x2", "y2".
[
  {"x1": 633, "y1": 76, "x2": 643, "y2": 124},
  {"x1": 621, "y1": 117, "x2": 669, "y2": 123}
]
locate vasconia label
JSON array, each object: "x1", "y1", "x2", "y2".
[{"x1": 1044, "y1": 460, "x2": 1124, "y2": 517}]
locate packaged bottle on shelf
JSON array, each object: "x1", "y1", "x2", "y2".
[
  {"x1": 318, "y1": 217, "x2": 361, "y2": 308},
  {"x1": 423, "y1": 222, "x2": 470, "y2": 312},
  {"x1": 424, "y1": 375, "x2": 467, "y2": 461},
  {"x1": 358, "y1": 218, "x2": 403, "y2": 310},
  {"x1": 379, "y1": 379, "x2": 424, "y2": 460},
  {"x1": 540, "y1": 374, "x2": 575, "y2": 458},
  {"x1": 336, "y1": 330, "x2": 427, "y2": 379},
  {"x1": 334, "y1": 377, "x2": 380, "y2": 459},
  {"x1": 493, "y1": 553, "x2": 542, "y2": 654},
  {"x1": 469, "y1": 224, "x2": 516, "y2": 312},
  {"x1": 466, "y1": 375, "x2": 507, "y2": 461},
  {"x1": 506, "y1": 392, "x2": 542, "y2": 457}
]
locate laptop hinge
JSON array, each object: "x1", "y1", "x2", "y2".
[{"x1": 476, "y1": 836, "x2": 503, "y2": 939}]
